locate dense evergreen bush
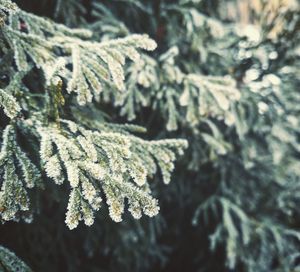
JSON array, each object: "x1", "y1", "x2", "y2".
[{"x1": 0, "y1": 0, "x2": 299, "y2": 271}]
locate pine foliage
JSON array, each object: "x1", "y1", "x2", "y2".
[{"x1": 0, "y1": 0, "x2": 187, "y2": 231}]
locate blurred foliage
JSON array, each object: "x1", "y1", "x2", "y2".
[{"x1": 0, "y1": 245, "x2": 31, "y2": 271}]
